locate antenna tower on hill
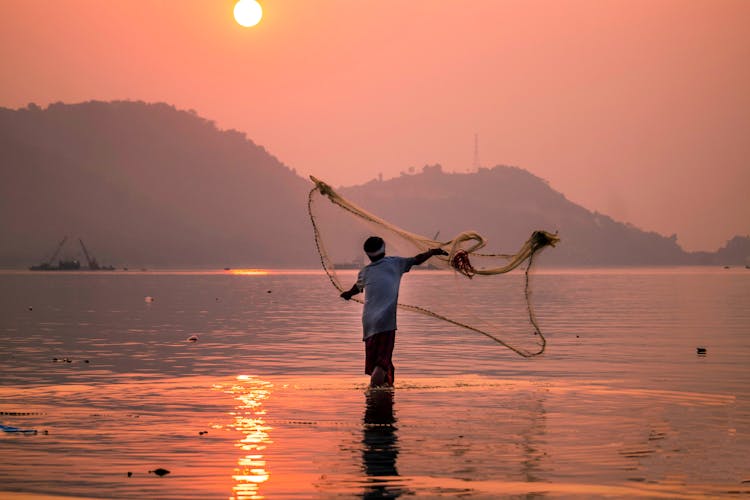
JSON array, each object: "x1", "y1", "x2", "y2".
[{"x1": 473, "y1": 133, "x2": 481, "y2": 169}]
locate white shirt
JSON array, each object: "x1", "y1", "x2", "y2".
[{"x1": 356, "y1": 256, "x2": 415, "y2": 340}]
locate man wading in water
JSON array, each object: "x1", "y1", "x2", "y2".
[{"x1": 340, "y1": 236, "x2": 447, "y2": 387}]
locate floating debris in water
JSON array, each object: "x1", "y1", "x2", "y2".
[
  {"x1": 144, "y1": 296, "x2": 155, "y2": 303},
  {"x1": 696, "y1": 347, "x2": 707, "y2": 356},
  {"x1": 27, "y1": 306, "x2": 33, "y2": 311},
  {"x1": 267, "y1": 290, "x2": 272, "y2": 293},
  {"x1": 199, "y1": 430, "x2": 208, "y2": 435},
  {"x1": 149, "y1": 468, "x2": 170, "y2": 477},
  {"x1": 0, "y1": 424, "x2": 37, "y2": 434},
  {"x1": 187, "y1": 335, "x2": 199, "y2": 343},
  {"x1": 127, "y1": 472, "x2": 133, "y2": 477}
]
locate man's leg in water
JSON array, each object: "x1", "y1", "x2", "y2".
[
  {"x1": 365, "y1": 331, "x2": 396, "y2": 387},
  {"x1": 370, "y1": 366, "x2": 387, "y2": 386}
]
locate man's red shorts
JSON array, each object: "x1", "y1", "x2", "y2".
[{"x1": 364, "y1": 330, "x2": 395, "y2": 385}]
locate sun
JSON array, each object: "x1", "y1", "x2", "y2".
[{"x1": 234, "y1": 0, "x2": 263, "y2": 28}]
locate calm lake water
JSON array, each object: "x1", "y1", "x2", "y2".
[{"x1": 0, "y1": 267, "x2": 748, "y2": 499}]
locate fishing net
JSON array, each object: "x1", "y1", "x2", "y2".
[{"x1": 307, "y1": 176, "x2": 559, "y2": 357}]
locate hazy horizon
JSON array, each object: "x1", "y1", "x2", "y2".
[{"x1": 2, "y1": 0, "x2": 749, "y2": 252}]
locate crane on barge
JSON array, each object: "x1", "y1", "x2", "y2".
[
  {"x1": 29, "y1": 236, "x2": 80, "y2": 270},
  {"x1": 30, "y1": 237, "x2": 113, "y2": 271}
]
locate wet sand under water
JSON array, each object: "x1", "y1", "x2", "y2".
[{"x1": 1, "y1": 373, "x2": 747, "y2": 499}]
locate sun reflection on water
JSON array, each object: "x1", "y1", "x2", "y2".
[
  {"x1": 226, "y1": 374, "x2": 273, "y2": 500},
  {"x1": 227, "y1": 268, "x2": 270, "y2": 276}
]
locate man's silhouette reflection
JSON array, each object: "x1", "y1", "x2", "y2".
[{"x1": 362, "y1": 388, "x2": 401, "y2": 499}]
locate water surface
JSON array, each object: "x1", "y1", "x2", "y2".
[{"x1": 1, "y1": 268, "x2": 748, "y2": 498}]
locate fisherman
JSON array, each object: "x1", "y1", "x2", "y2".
[{"x1": 340, "y1": 236, "x2": 447, "y2": 387}]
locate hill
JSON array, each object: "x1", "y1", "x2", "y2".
[
  {"x1": 0, "y1": 101, "x2": 315, "y2": 267},
  {"x1": 341, "y1": 165, "x2": 693, "y2": 266},
  {"x1": 1, "y1": 101, "x2": 746, "y2": 268}
]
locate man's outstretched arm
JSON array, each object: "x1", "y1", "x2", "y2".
[
  {"x1": 413, "y1": 248, "x2": 448, "y2": 266},
  {"x1": 340, "y1": 284, "x2": 361, "y2": 300}
]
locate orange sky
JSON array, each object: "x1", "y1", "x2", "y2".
[{"x1": 1, "y1": 0, "x2": 748, "y2": 251}]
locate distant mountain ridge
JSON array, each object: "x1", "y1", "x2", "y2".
[
  {"x1": 1, "y1": 101, "x2": 747, "y2": 268},
  {"x1": 0, "y1": 100, "x2": 314, "y2": 267}
]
